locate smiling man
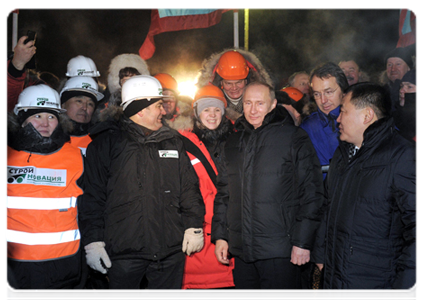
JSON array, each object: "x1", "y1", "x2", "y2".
[
  {"x1": 79, "y1": 75, "x2": 205, "y2": 289},
  {"x1": 300, "y1": 62, "x2": 349, "y2": 178},
  {"x1": 212, "y1": 81, "x2": 324, "y2": 289},
  {"x1": 313, "y1": 82, "x2": 415, "y2": 289}
]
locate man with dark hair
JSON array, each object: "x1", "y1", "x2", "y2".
[
  {"x1": 300, "y1": 62, "x2": 349, "y2": 178},
  {"x1": 313, "y1": 82, "x2": 415, "y2": 289},
  {"x1": 212, "y1": 81, "x2": 324, "y2": 289}
]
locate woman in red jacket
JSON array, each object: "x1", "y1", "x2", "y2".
[{"x1": 178, "y1": 85, "x2": 235, "y2": 289}]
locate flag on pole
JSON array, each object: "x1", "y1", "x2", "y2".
[
  {"x1": 139, "y1": 9, "x2": 230, "y2": 60},
  {"x1": 6, "y1": 8, "x2": 19, "y2": 14},
  {"x1": 397, "y1": 9, "x2": 416, "y2": 47}
]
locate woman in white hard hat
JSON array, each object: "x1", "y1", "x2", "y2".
[{"x1": 7, "y1": 84, "x2": 85, "y2": 289}]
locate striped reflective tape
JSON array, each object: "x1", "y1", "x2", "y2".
[
  {"x1": 7, "y1": 196, "x2": 77, "y2": 210},
  {"x1": 191, "y1": 158, "x2": 200, "y2": 166},
  {"x1": 7, "y1": 229, "x2": 80, "y2": 245}
]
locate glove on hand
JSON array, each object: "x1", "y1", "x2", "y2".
[
  {"x1": 85, "y1": 241, "x2": 112, "y2": 274},
  {"x1": 182, "y1": 228, "x2": 204, "y2": 256}
]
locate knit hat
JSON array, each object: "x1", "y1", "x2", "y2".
[
  {"x1": 384, "y1": 47, "x2": 413, "y2": 68},
  {"x1": 194, "y1": 98, "x2": 226, "y2": 118},
  {"x1": 401, "y1": 69, "x2": 416, "y2": 85},
  {"x1": 123, "y1": 98, "x2": 162, "y2": 118}
]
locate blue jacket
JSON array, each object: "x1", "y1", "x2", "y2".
[{"x1": 300, "y1": 106, "x2": 340, "y2": 178}]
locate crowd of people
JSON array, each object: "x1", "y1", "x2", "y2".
[{"x1": 6, "y1": 30, "x2": 415, "y2": 290}]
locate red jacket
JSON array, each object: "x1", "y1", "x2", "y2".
[{"x1": 179, "y1": 130, "x2": 234, "y2": 289}]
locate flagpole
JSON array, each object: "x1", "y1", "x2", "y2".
[
  {"x1": 244, "y1": 9, "x2": 249, "y2": 50},
  {"x1": 233, "y1": 10, "x2": 239, "y2": 49},
  {"x1": 12, "y1": 10, "x2": 18, "y2": 50}
]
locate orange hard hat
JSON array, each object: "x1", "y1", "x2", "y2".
[
  {"x1": 216, "y1": 50, "x2": 249, "y2": 80},
  {"x1": 281, "y1": 87, "x2": 304, "y2": 102},
  {"x1": 193, "y1": 84, "x2": 227, "y2": 109},
  {"x1": 153, "y1": 73, "x2": 178, "y2": 92}
]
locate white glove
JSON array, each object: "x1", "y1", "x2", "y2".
[
  {"x1": 182, "y1": 228, "x2": 204, "y2": 256},
  {"x1": 85, "y1": 241, "x2": 112, "y2": 274}
]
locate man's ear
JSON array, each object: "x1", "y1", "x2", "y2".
[
  {"x1": 271, "y1": 99, "x2": 277, "y2": 110},
  {"x1": 363, "y1": 107, "x2": 375, "y2": 124}
]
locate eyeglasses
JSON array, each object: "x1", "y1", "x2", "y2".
[{"x1": 313, "y1": 86, "x2": 339, "y2": 99}]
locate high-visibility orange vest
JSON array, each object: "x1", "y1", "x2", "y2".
[
  {"x1": 7, "y1": 143, "x2": 84, "y2": 262},
  {"x1": 70, "y1": 134, "x2": 92, "y2": 156}
]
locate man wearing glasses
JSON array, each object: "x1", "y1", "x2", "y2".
[{"x1": 300, "y1": 62, "x2": 349, "y2": 179}]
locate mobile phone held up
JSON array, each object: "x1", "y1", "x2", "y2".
[{"x1": 24, "y1": 30, "x2": 37, "y2": 69}]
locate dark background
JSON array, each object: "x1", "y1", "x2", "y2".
[{"x1": 7, "y1": 9, "x2": 401, "y2": 90}]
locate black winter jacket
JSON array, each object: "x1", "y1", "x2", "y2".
[
  {"x1": 315, "y1": 117, "x2": 415, "y2": 289},
  {"x1": 211, "y1": 106, "x2": 324, "y2": 262},
  {"x1": 78, "y1": 112, "x2": 205, "y2": 261}
]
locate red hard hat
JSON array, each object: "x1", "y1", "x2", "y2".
[
  {"x1": 281, "y1": 87, "x2": 304, "y2": 102},
  {"x1": 153, "y1": 73, "x2": 178, "y2": 92},
  {"x1": 216, "y1": 50, "x2": 249, "y2": 80}
]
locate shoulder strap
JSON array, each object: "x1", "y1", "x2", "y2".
[{"x1": 180, "y1": 135, "x2": 217, "y2": 187}]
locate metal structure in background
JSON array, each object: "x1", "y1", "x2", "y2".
[
  {"x1": 12, "y1": 10, "x2": 18, "y2": 50},
  {"x1": 233, "y1": 10, "x2": 239, "y2": 48},
  {"x1": 244, "y1": 9, "x2": 249, "y2": 50}
]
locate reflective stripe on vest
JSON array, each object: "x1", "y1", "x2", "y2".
[
  {"x1": 7, "y1": 196, "x2": 77, "y2": 210},
  {"x1": 7, "y1": 229, "x2": 80, "y2": 245}
]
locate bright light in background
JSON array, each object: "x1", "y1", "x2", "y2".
[{"x1": 177, "y1": 79, "x2": 198, "y2": 99}]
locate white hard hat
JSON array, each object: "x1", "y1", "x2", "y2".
[
  {"x1": 14, "y1": 84, "x2": 66, "y2": 115},
  {"x1": 121, "y1": 75, "x2": 164, "y2": 110},
  {"x1": 60, "y1": 76, "x2": 104, "y2": 103},
  {"x1": 66, "y1": 55, "x2": 100, "y2": 77}
]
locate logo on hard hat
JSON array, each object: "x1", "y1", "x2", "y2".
[
  {"x1": 82, "y1": 83, "x2": 92, "y2": 89},
  {"x1": 37, "y1": 98, "x2": 48, "y2": 106}
]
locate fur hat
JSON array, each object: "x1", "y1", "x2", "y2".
[{"x1": 107, "y1": 54, "x2": 150, "y2": 95}]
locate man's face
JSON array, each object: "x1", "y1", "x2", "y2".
[
  {"x1": 22, "y1": 112, "x2": 59, "y2": 137},
  {"x1": 243, "y1": 84, "x2": 277, "y2": 129},
  {"x1": 62, "y1": 95, "x2": 95, "y2": 124},
  {"x1": 399, "y1": 81, "x2": 416, "y2": 105},
  {"x1": 311, "y1": 76, "x2": 343, "y2": 115},
  {"x1": 292, "y1": 73, "x2": 310, "y2": 96},
  {"x1": 140, "y1": 100, "x2": 166, "y2": 131},
  {"x1": 221, "y1": 79, "x2": 247, "y2": 99},
  {"x1": 386, "y1": 57, "x2": 410, "y2": 82},
  {"x1": 337, "y1": 92, "x2": 366, "y2": 147},
  {"x1": 339, "y1": 61, "x2": 360, "y2": 86},
  {"x1": 162, "y1": 90, "x2": 177, "y2": 116}
]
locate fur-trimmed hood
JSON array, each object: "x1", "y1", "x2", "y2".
[
  {"x1": 107, "y1": 53, "x2": 150, "y2": 95},
  {"x1": 197, "y1": 48, "x2": 273, "y2": 87}
]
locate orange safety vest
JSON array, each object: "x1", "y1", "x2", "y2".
[
  {"x1": 7, "y1": 143, "x2": 84, "y2": 262},
  {"x1": 70, "y1": 134, "x2": 92, "y2": 156}
]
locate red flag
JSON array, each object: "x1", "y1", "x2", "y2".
[
  {"x1": 6, "y1": 8, "x2": 19, "y2": 14},
  {"x1": 397, "y1": 9, "x2": 416, "y2": 47},
  {"x1": 139, "y1": 9, "x2": 230, "y2": 60}
]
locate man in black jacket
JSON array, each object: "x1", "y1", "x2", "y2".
[
  {"x1": 211, "y1": 82, "x2": 324, "y2": 288},
  {"x1": 314, "y1": 82, "x2": 415, "y2": 289},
  {"x1": 78, "y1": 75, "x2": 205, "y2": 289}
]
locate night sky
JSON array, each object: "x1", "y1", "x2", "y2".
[{"x1": 7, "y1": 9, "x2": 401, "y2": 91}]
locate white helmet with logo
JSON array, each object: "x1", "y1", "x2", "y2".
[
  {"x1": 14, "y1": 84, "x2": 66, "y2": 115},
  {"x1": 60, "y1": 76, "x2": 104, "y2": 102},
  {"x1": 66, "y1": 55, "x2": 100, "y2": 77},
  {"x1": 121, "y1": 75, "x2": 164, "y2": 110}
]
